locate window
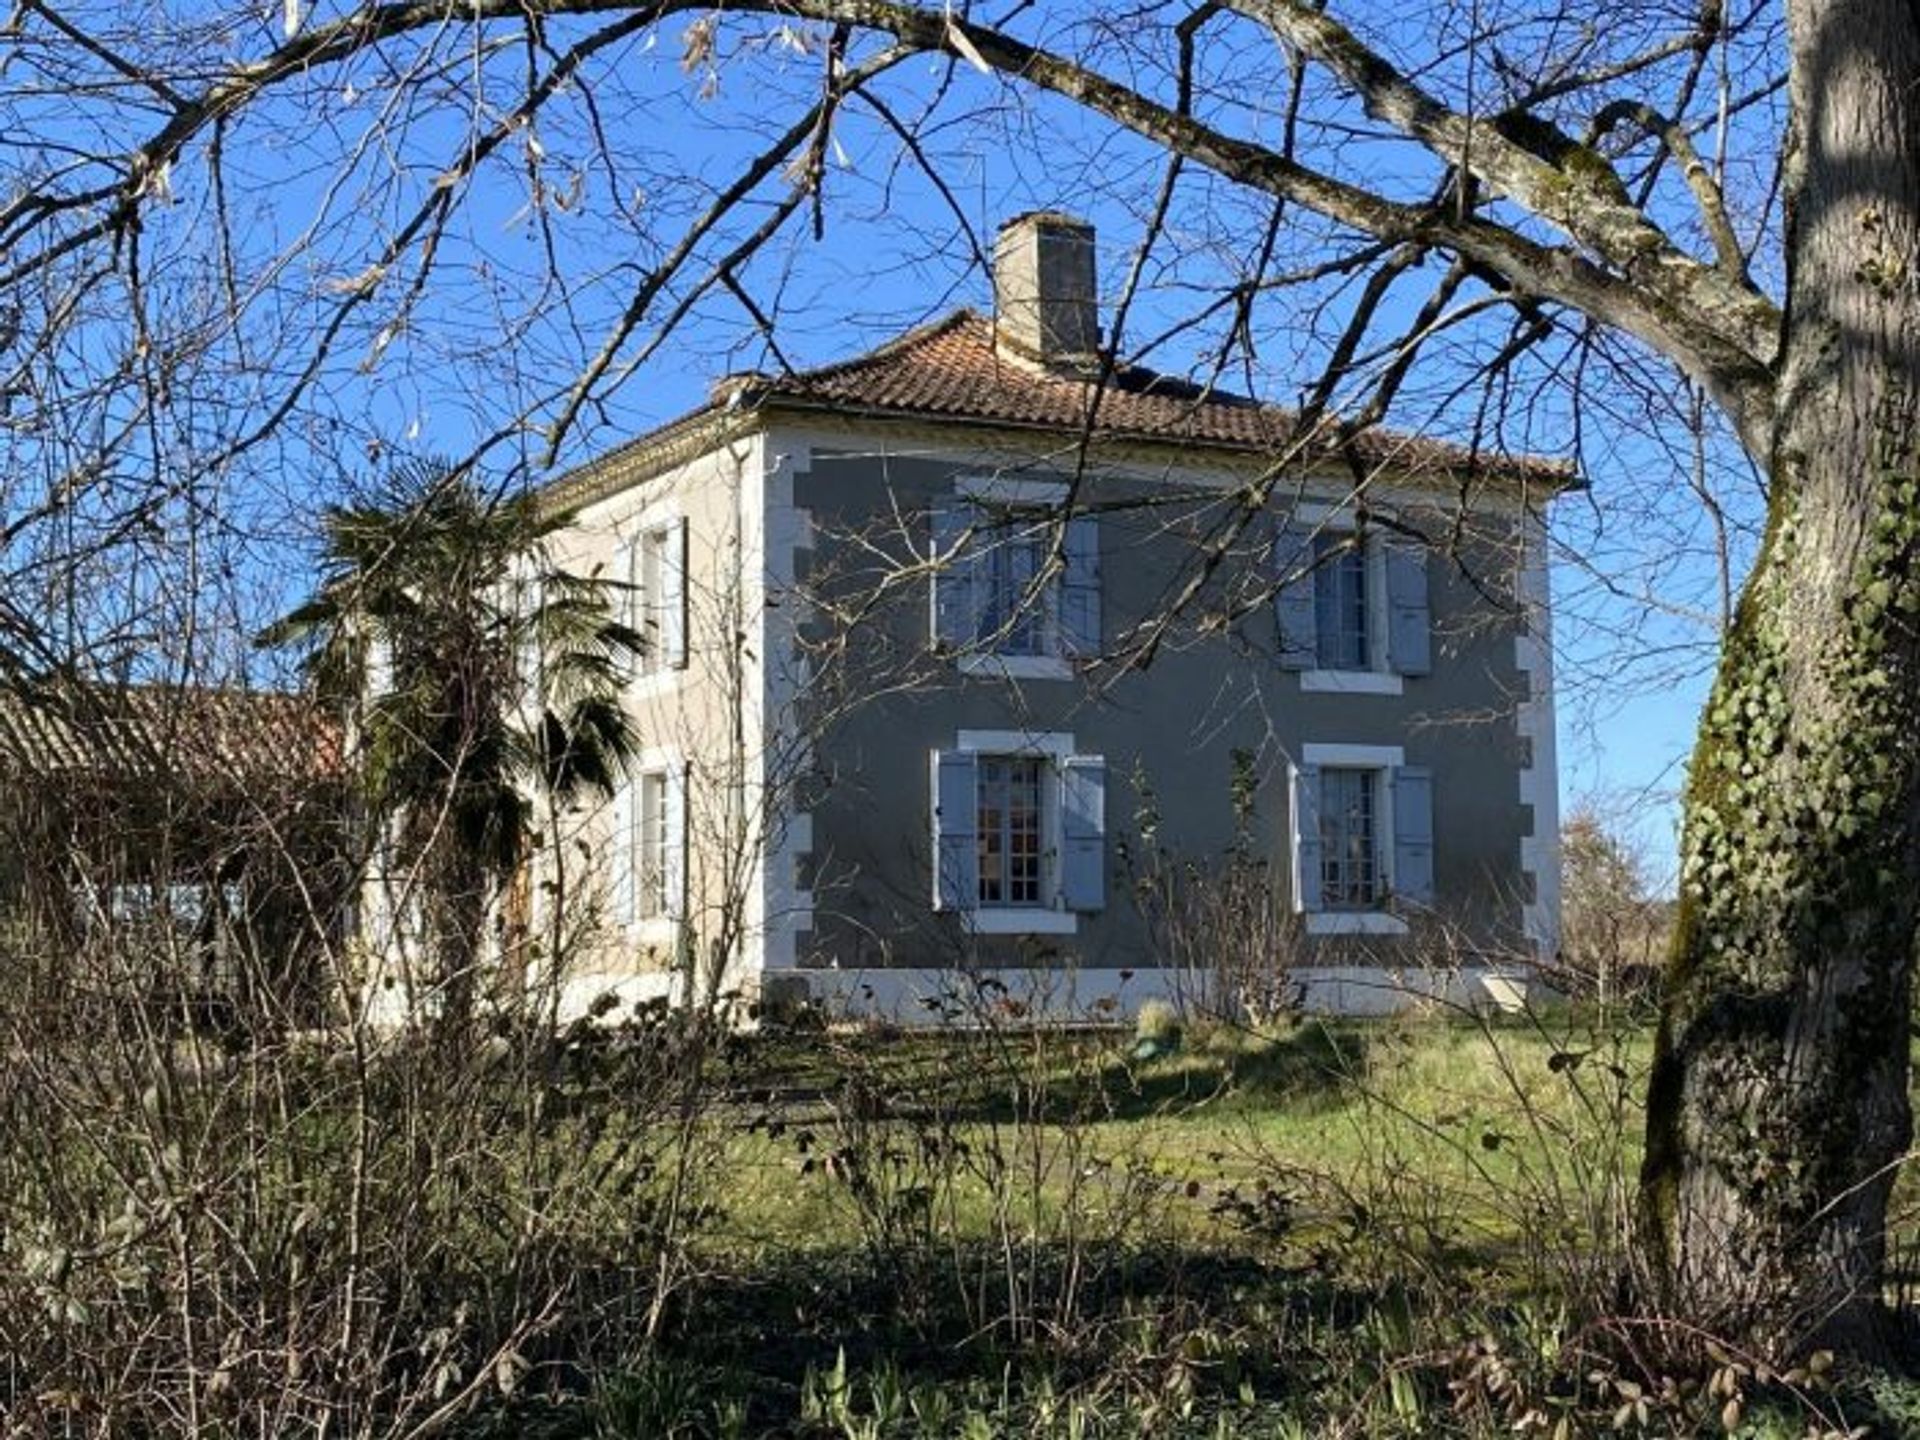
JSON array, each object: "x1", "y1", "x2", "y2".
[
  {"x1": 636, "y1": 769, "x2": 670, "y2": 921},
  {"x1": 624, "y1": 517, "x2": 686, "y2": 676},
  {"x1": 978, "y1": 755, "x2": 1046, "y2": 906},
  {"x1": 931, "y1": 733, "x2": 1105, "y2": 934},
  {"x1": 977, "y1": 524, "x2": 1050, "y2": 657},
  {"x1": 1317, "y1": 767, "x2": 1380, "y2": 909},
  {"x1": 1314, "y1": 536, "x2": 1371, "y2": 671},
  {"x1": 612, "y1": 756, "x2": 685, "y2": 932},
  {"x1": 1274, "y1": 514, "x2": 1430, "y2": 687},
  {"x1": 1290, "y1": 745, "x2": 1434, "y2": 935},
  {"x1": 931, "y1": 482, "x2": 1099, "y2": 676}
]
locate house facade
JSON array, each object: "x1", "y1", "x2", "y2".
[{"x1": 533, "y1": 213, "x2": 1568, "y2": 1023}]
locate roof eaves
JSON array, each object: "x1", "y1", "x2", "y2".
[{"x1": 741, "y1": 393, "x2": 1577, "y2": 495}]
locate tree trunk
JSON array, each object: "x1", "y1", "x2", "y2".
[{"x1": 1642, "y1": 0, "x2": 1920, "y2": 1355}]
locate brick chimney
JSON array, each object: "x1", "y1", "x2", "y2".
[{"x1": 992, "y1": 211, "x2": 1099, "y2": 368}]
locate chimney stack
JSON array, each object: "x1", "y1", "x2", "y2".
[{"x1": 992, "y1": 211, "x2": 1098, "y2": 368}]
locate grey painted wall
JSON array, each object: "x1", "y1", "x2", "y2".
[{"x1": 785, "y1": 439, "x2": 1540, "y2": 975}]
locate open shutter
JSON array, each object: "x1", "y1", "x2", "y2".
[
  {"x1": 1058, "y1": 754, "x2": 1106, "y2": 911},
  {"x1": 610, "y1": 781, "x2": 636, "y2": 926},
  {"x1": 665, "y1": 760, "x2": 689, "y2": 920},
  {"x1": 1391, "y1": 765, "x2": 1435, "y2": 905},
  {"x1": 1060, "y1": 516, "x2": 1102, "y2": 658},
  {"x1": 1386, "y1": 540, "x2": 1432, "y2": 676},
  {"x1": 930, "y1": 749, "x2": 979, "y2": 909},
  {"x1": 1273, "y1": 522, "x2": 1317, "y2": 670},
  {"x1": 929, "y1": 503, "x2": 977, "y2": 652},
  {"x1": 1289, "y1": 762, "x2": 1322, "y2": 913},
  {"x1": 664, "y1": 518, "x2": 689, "y2": 670}
]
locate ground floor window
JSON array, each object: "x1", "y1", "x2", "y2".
[
  {"x1": 636, "y1": 768, "x2": 670, "y2": 921},
  {"x1": 932, "y1": 734, "x2": 1105, "y2": 932},
  {"x1": 1317, "y1": 766, "x2": 1380, "y2": 910},
  {"x1": 977, "y1": 755, "x2": 1046, "y2": 907},
  {"x1": 613, "y1": 754, "x2": 684, "y2": 931},
  {"x1": 1291, "y1": 745, "x2": 1434, "y2": 934}
]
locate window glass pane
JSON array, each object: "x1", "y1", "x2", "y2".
[
  {"x1": 977, "y1": 755, "x2": 1046, "y2": 907},
  {"x1": 976, "y1": 517, "x2": 1048, "y2": 656},
  {"x1": 636, "y1": 771, "x2": 668, "y2": 919},
  {"x1": 1313, "y1": 535, "x2": 1370, "y2": 670},
  {"x1": 1318, "y1": 767, "x2": 1378, "y2": 909}
]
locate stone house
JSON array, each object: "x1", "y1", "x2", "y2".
[{"x1": 531, "y1": 212, "x2": 1569, "y2": 1022}]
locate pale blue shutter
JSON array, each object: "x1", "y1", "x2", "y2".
[
  {"x1": 1059, "y1": 754, "x2": 1106, "y2": 911},
  {"x1": 1386, "y1": 541, "x2": 1431, "y2": 676},
  {"x1": 930, "y1": 503, "x2": 976, "y2": 652},
  {"x1": 930, "y1": 749, "x2": 979, "y2": 909},
  {"x1": 1289, "y1": 762, "x2": 1322, "y2": 913},
  {"x1": 1391, "y1": 765, "x2": 1435, "y2": 905},
  {"x1": 610, "y1": 781, "x2": 635, "y2": 926},
  {"x1": 1273, "y1": 523, "x2": 1317, "y2": 670},
  {"x1": 1060, "y1": 516, "x2": 1101, "y2": 657}
]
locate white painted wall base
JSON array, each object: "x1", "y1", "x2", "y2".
[{"x1": 763, "y1": 963, "x2": 1548, "y2": 1025}]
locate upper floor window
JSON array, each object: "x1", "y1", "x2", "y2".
[
  {"x1": 931, "y1": 481, "x2": 1099, "y2": 677},
  {"x1": 977, "y1": 524, "x2": 1050, "y2": 657},
  {"x1": 624, "y1": 517, "x2": 687, "y2": 676},
  {"x1": 1274, "y1": 513, "x2": 1430, "y2": 689},
  {"x1": 1314, "y1": 535, "x2": 1372, "y2": 671}
]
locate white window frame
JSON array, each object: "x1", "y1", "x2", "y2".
[
  {"x1": 954, "y1": 728, "x2": 1078, "y2": 935},
  {"x1": 620, "y1": 747, "x2": 685, "y2": 944},
  {"x1": 620, "y1": 505, "x2": 686, "y2": 696},
  {"x1": 1292, "y1": 503, "x2": 1402, "y2": 696},
  {"x1": 1296, "y1": 742, "x2": 1409, "y2": 936},
  {"x1": 952, "y1": 477, "x2": 1074, "y2": 682}
]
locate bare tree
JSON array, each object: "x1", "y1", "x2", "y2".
[{"x1": 0, "y1": 0, "x2": 1909, "y2": 1356}]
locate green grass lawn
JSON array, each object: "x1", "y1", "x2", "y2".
[
  {"x1": 472, "y1": 1008, "x2": 1920, "y2": 1438},
  {"x1": 706, "y1": 1008, "x2": 1655, "y2": 1264}
]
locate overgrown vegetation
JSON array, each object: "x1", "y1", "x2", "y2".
[{"x1": 11, "y1": 944, "x2": 1913, "y2": 1436}]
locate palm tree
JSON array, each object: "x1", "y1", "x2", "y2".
[{"x1": 262, "y1": 460, "x2": 641, "y2": 1033}]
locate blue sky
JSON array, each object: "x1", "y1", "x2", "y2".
[{"x1": 5, "y1": 5, "x2": 1777, "y2": 886}]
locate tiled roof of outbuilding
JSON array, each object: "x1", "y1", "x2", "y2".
[{"x1": 0, "y1": 683, "x2": 343, "y2": 789}]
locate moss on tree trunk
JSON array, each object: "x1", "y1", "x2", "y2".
[{"x1": 1642, "y1": 2, "x2": 1920, "y2": 1350}]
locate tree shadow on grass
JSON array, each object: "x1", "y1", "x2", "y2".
[{"x1": 468, "y1": 1241, "x2": 1405, "y2": 1438}]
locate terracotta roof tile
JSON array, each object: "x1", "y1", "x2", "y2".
[
  {"x1": 551, "y1": 308, "x2": 1574, "y2": 503},
  {"x1": 723, "y1": 310, "x2": 1572, "y2": 487},
  {"x1": 0, "y1": 683, "x2": 344, "y2": 790}
]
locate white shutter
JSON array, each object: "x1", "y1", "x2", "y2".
[
  {"x1": 664, "y1": 517, "x2": 689, "y2": 670},
  {"x1": 666, "y1": 759, "x2": 689, "y2": 921},
  {"x1": 610, "y1": 781, "x2": 635, "y2": 926}
]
